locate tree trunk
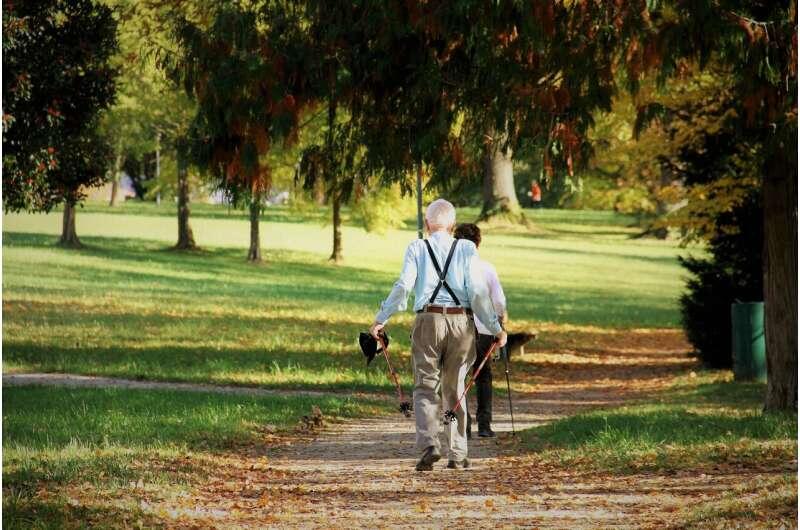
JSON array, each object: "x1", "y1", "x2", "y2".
[
  {"x1": 650, "y1": 167, "x2": 672, "y2": 239},
  {"x1": 314, "y1": 178, "x2": 327, "y2": 205},
  {"x1": 330, "y1": 192, "x2": 343, "y2": 263},
  {"x1": 173, "y1": 142, "x2": 197, "y2": 250},
  {"x1": 109, "y1": 146, "x2": 123, "y2": 207},
  {"x1": 479, "y1": 131, "x2": 525, "y2": 223},
  {"x1": 247, "y1": 194, "x2": 262, "y2": 262},
  {"x1": 59, "y1": 199, "x2": 82, "y2": 248},
  {"x1": 108, "y1": 153, "x2": 122, "y2": 206},
  {"x1": 762, "y1": 145, "x2": 798, "y2": 411}
]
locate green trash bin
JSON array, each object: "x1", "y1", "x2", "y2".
[{"x1": 731, "y1": 302, "x2": 767, "y2": 382}]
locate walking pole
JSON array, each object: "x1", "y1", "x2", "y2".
[
  {"x1": 376, "y1": 333, "x2": 413, "y2": 417},
  {"x1": 443, "y1": 339, "x2": 500, "y2": 424},
  {"x1": 502, "y1": 345, "x2": 516, "y2": 436}
]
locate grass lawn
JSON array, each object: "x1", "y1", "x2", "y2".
[
  {"x1": 3, "y1": 385, "x2": 388, "y2": 528},
  {"x1": 3, "y1": 202, "x2": 687, "y2": 391},
  {"x1": 7, "y1": 201, "x2": 790, "y2": 527},
  {"x1": 520, "y1": 370, "x2": 797, "y2": 527}
]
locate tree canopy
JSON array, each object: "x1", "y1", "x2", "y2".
[{"x1": 3, "y1": 0, "x2": 118, "y2": 213}]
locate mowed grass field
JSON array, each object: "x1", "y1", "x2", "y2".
[{"x1": 3, "y1": 202, "x2": 684, "y2": 390}]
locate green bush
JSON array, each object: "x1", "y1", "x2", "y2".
[{"x1": 679, "y1": 194, "x2": 763, "y2": 368}]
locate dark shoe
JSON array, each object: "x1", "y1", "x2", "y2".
[
  {"x1": 415, "y1": 446, "x2": 441, "y2": 471},
  {"x1": 446, "y1": 458, "x2": 471, "y2": 469},
  {"x1": 477, "y1": 427, "x2": 496, "y2": 438}
]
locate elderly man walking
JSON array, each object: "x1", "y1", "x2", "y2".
[{"x1": 370, "y1": 199, "x2": 507, "y2": 471}]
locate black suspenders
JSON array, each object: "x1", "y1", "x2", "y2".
[{"x1": 423, "y1": 239, "x2": 461, "y2": 306}]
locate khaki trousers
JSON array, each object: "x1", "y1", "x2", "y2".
[{"x1": 411, "y1": 311, "x2": 476, "y2": 460}]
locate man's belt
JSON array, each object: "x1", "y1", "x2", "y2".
[{"x1": 417, "y1": 305, "x2": 473, "y2": 315}]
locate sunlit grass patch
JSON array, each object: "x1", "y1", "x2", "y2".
[
  {"x1": 674, "y1": 474, "x2": 797, "y2": 529},
  {"x1": 4, "y1": 205, "x2": 688, "y2": 392},
  {"x1": 520, "y1": 371, "x2": 797, "y2": 473}
]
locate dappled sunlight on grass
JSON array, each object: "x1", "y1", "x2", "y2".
[
  {"x1": 4, "y1": 206, "x2": 688, "y2": 391},
  {"x1": 519, "y1": 371, "x2": 797, "y2": 474}
]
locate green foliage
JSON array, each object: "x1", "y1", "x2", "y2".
[
  {"x1": 352, "y1": 186, "x2": 417, "y2": 235},
  {"x1": 166, "y1": 3, "x2": 313, "y2": 199},
  {"x1": 679, "y1": 193, "x2": 763, "y2": 368},
  {"x1": 2, "y1": 0, "x2": 118, "y2": 211}
]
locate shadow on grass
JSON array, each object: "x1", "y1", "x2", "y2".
[
  {"x1": 5, "y1": 230, "x2": 681, "y2": 329},
  {"x1": 3, "y1": 386, "x2": 389, "y2": 451},
  {"x1": 3, "y1": 232, "x2": 397, "y2": 323},
  {"x1": 526, "y1": 406, "x2": 794, "y2": 451},
  {"x1": 3, "y1": 495, "x2": 160, "y2": 530},
  {"x1": 519, "y1": 379, "x2": 797, "y2": 472}
]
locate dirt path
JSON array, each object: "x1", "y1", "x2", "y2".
[
  {"x1": 158, "y1": 328, "x2": 755, "y2": 528},
  {"x1": 2, "y1": 372, "x2": 365, "y2": 399},
  {"x1": 14, "y1": 329, "x2": 785, "y2": 528}
]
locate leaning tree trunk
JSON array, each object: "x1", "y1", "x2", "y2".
[
  {"x1": 59, "y1": 199, "x2": 82, "y2": 248},
  {"x1": 247, "y1": 193, "x2": 262, "y2": 262},
  {"x1": 330, "y1": 191, "x2": 343, "y2": 263},
  {"x1": 762, "y1": 146, "x2": 798, "y2": 411},
  {"x1": 479, "y1": 131, "x2": 525, "y2": 224},
  {"x1": 173, "y1": 142, "x2": 197, "y2": 250},
  {"x1": 109, "y1": 149, "x2": 123, "y2": 207}
]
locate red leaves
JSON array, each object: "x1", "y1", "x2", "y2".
[
  {"x1": 450, "y1": 142, "x2": 466, "y2": 169},
  {"x1": 543, "y1": 149, "x2": 553, "y2": 178},
  {"x1": 735, "y1": 17, "x2": 763, "y2": 45},
  {"x1": 496, "y1": 25, "x2": 519, "y2": 48},
  {"x1": 625, "y1": 38, "x2": 643, "y2": 78},
  {"x1": 553, "y1": 86, "x2": 571, "y2": 109},
  {"x1": 532, "y1": 1, "x2": 556, "y2": 38},
  {"x1": 282, "y1": 94, "x2": 296, "y2": 112},
  {"x1": 533, "y1": 87, "x2": 570, "y2": 113},
  {"x1": 742, "y1": 86, "x2": 780, "y2": 126},
  {"x1": 546, "y1": 121, "x2": 581, "y2": 177}
]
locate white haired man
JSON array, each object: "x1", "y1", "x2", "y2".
[{"x1": 370, "y1": 199, "x2": 507, "y2": 471}]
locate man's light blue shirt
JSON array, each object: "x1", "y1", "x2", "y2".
[{"x1": 374, "y1": 230, "x2": 502, "y2": 335}]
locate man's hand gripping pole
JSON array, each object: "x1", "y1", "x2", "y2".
[
  {"x1": 375, "y1": 331, "x2": 413, "y2": 418},
  {"x1": 443, "y1": 338, "x2": 501, "y2": 425}
]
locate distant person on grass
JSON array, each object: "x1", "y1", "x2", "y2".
[
  {"x1": 370, "y1": 199, "x2": 507, "y2": 471},
  {"x1": 454, "y1": 223, "x2": 507, "y2": 439}
]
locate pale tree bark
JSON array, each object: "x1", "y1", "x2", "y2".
[
  {"x1": 59, "y1": 199, "x2": 82, "y2": 248},
  {"x1": 479, "y1": 129, "x2": 525, "y2": 223},
  {"x1": 109, "y1": 150, "x2": 123, "y2": 207},
  {"x1": 173, "y1": 142, "x2": 197, "y2": 250},
  {"x1": 763, "y1": 145, "x2": 798, "y2": 411},
  {"x1": 329, "y1": 191, "x2": 343, "y2": 263},
  {"x1": 326, "y1": 87, "x2": 343, "y2": 263},
  {"x1": 247, "y1": 192, "x2": 262, "y2": 262},
  {"x1": 314, "y1": 178, "x2": 326, "y2": 205}
]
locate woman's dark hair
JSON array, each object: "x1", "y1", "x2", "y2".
[{"x1": 454, "y1": 223, "x2": 481, "y2": 248}]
